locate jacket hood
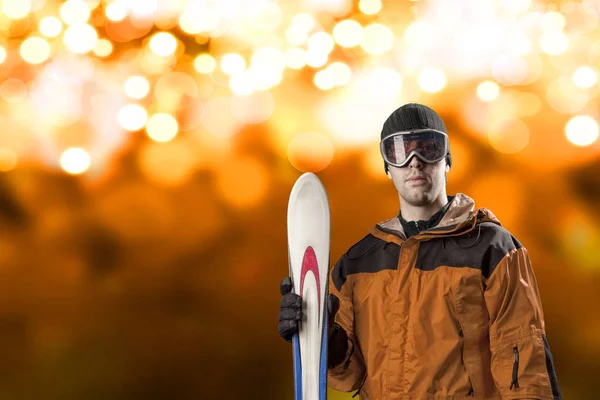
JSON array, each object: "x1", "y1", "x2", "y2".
[{"x1": 370, "y1": 193, "x2": 502, "y2": 244}]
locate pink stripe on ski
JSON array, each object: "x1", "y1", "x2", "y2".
[{"x1": 299, "y1": 246, "x2": 321, "y2": 315}]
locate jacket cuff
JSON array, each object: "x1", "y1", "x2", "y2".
[{"x1": 328, "y1": 323, "x2": 349, "y2": 368}]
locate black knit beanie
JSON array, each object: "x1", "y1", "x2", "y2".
[{"x1": 380, "y1": 103, "x2": 452, "y2": 173}]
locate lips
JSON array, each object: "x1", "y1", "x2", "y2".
[{"x1": 407, "y1": 176, "x2": 427, "y2": 182}]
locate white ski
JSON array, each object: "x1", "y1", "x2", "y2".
[{"x1": 287, "y1": 172, "x2": 331, "y2": 400}]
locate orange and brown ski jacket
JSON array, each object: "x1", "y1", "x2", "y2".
[{"x1": 328, "y1": 193, "x2": 561, "y2": 400}]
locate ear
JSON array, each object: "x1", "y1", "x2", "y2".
[
  {"x1": 387, "y1": 170, "x2": 392, "y2": 180},
  {"x1": 445, "y1": 164, "x2": 450, "y2": 173}
]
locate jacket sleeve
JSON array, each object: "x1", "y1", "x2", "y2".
[
  {"x1": 484, "y1": 246, "x2": 562, "y2": 400},
  {"x1": 327, "y1": 254, "x2": 367, "y2": 392}
]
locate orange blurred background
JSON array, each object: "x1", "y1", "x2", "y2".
[{"x1": 0, "y1": 0, "x2": 599, "y2": 398}]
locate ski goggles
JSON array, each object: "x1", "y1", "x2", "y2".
[{"x1": 380, "y1": 129, "x2": 448, "y2": 168}]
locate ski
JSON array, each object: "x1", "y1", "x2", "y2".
[{"x1": 287, "y1": 172, "x2": 330, "y2": 400}]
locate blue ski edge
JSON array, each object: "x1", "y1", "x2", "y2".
[
  {"x1": 293, "y1": 333, "x2": 302, "y2": 400},
  {"x1": 320, "y1": 310, "x2": 328, "y2": 399}
]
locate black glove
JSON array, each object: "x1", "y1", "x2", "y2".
[
  {"x1": 278, "y1": 276, "x2": 341, "y2": 343},
  {"x1": 278, "y1": 276, "x2": 302, "y2": 342}
]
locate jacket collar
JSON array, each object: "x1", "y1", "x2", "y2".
[
  {"x1": 399, "y1": 197, "x2": 453, "y2": 238},
  {"x1": 370, "y1": 193, "x2": 501, "y2": 243}
]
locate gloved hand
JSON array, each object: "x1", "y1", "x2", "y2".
[
  {"x1": 278, "y1": 276, "x2": 340, "y2": 343},
  {"x1": 278, "y1": 276, "x2": 302, "y2": 342}
]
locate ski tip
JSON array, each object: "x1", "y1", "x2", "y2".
[
  {"x1": 293, "y1": 172, "x2": 322, "y2": 188},
  {"x1": 289, "y1": 173, "x2": 328, "y2": 206}
]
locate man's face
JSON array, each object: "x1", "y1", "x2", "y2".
[{"x1": 387, "y1": 154, "x2": 449, "y2": 207}]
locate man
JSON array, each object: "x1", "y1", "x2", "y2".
[{"x1": 278, "y1": 103, "x2": 561, "y2": 399}]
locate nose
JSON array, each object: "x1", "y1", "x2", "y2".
[{"x1": 407, "y1": 154, "x2": 423, "y2": 169}]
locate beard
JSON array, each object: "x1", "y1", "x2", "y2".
[
  {"x1": 401, "y1": 188, "x2": 435, "y2": 206},
  {"x1": 389, "y1": 166, "x2": 447, "y2": 207}
]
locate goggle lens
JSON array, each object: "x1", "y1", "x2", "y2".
[{"x1": 381, "y1": 130, "x2": 447, "y2": 167}]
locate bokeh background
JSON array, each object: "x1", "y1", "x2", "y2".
[{"x1": 0, "y1": 0, "x2": 599, "y2": 398}]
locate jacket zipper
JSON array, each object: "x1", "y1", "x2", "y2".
[{"x1": 509, "y1": 346, "x2": 520, "y2": 390}]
